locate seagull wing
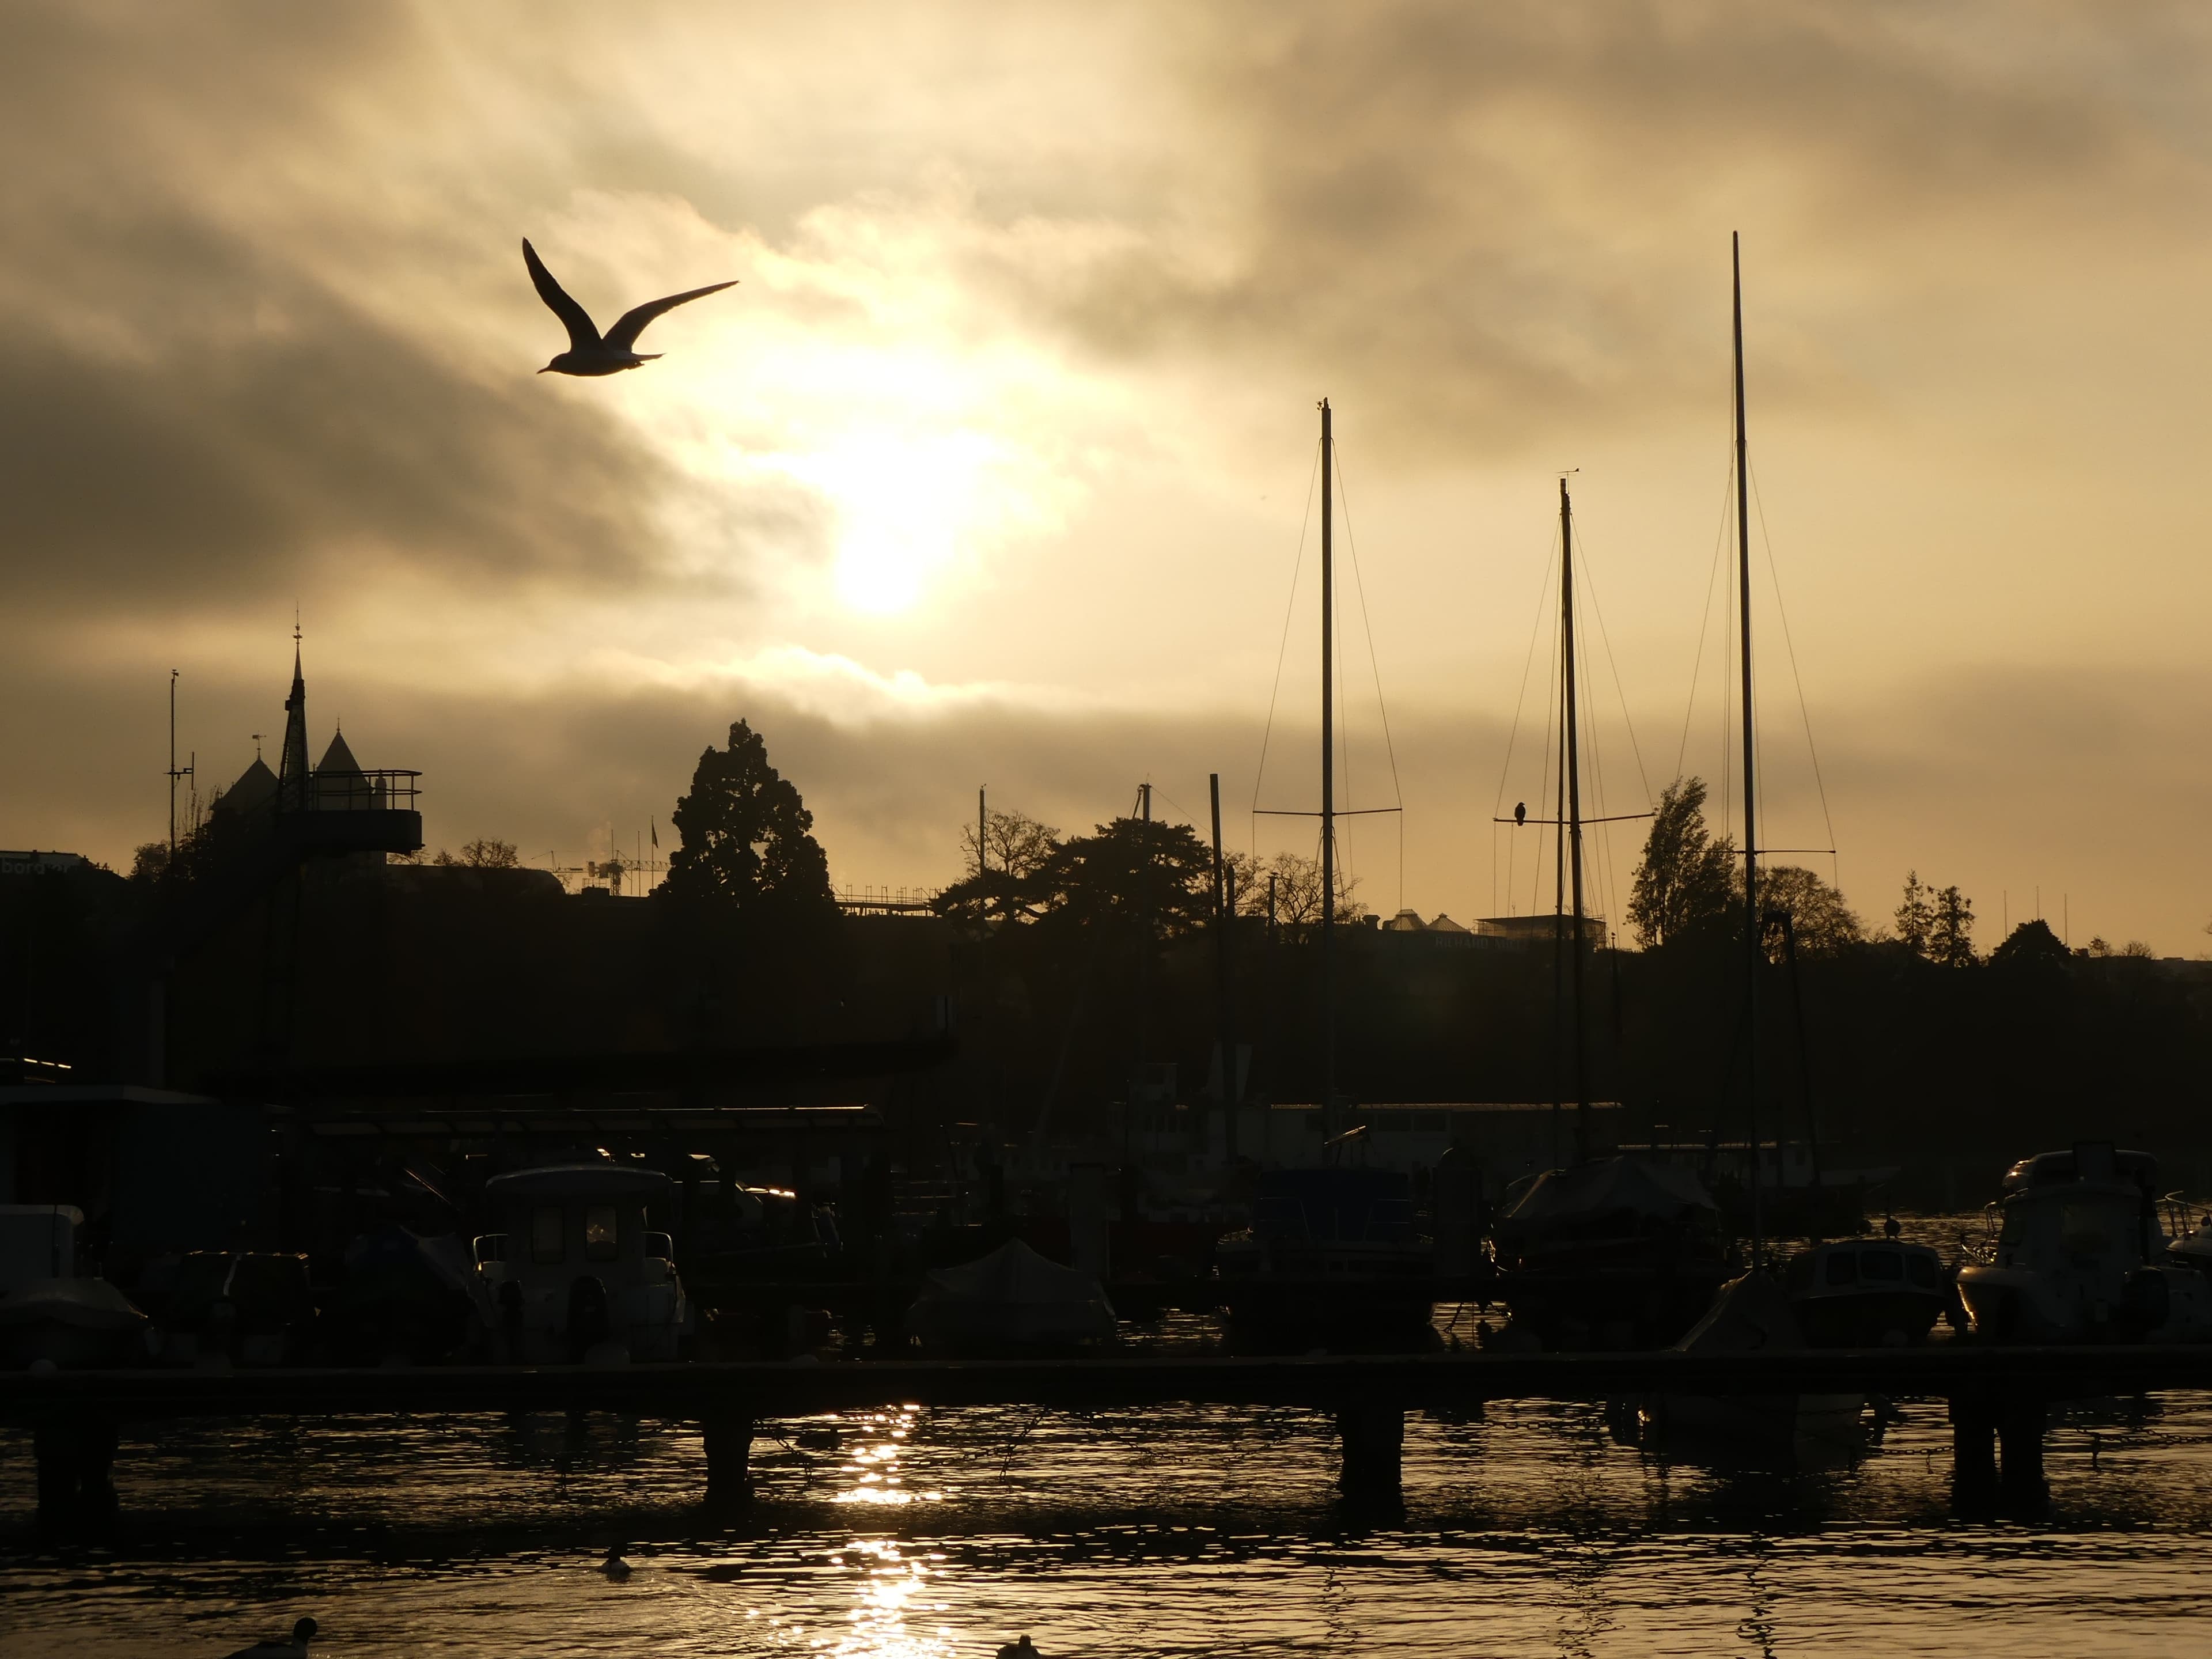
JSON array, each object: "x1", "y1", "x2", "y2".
[
  {"x1": 604, "y1": 281, "x2": 736, "y2": 353},
  {"x1": 523, "y1": 239, "x2": 601, "y2": 350}
]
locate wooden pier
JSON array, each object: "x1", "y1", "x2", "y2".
[{"x1": 9, "y1": 1345, "x2": 2209, "y2": 1527}]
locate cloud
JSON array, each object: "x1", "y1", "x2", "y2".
[{"x1": 9, "y1": 0, "x2": 2212, "y2": 957}]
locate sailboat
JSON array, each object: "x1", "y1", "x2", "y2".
[
  {"x1": 1215, "y1": 399, "x2": 1435, "y2": 1353},
  {"x1": 1637, "y1": 236, "x2": 1867, "y2": 1463},
  {"x1": 1484, "y1": 459, "x2": 1730, "y2": 1352}
]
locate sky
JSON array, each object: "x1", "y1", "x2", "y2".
[{"x1": 7, "y1": 1, "x2": 2212, "y2": 951}]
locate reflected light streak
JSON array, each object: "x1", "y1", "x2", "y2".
[{"x1": 829, "y1": 1539, "x2": 955, "y2": 1659}]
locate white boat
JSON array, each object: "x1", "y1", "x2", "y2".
[
  {"x1": 906, "y1": 1237, "x2": 1116, "y2": 1355},
  {"x1": 1956, "y1": 1142, "x2": 2212, "y2": 1343},
  {"x1": 471, "y1": 1164, "x2": 693, "y2": 1363},
  {"x1": 0, "y1": 1204, "x2": 146, "y2": 1369},
  {"x1": 1643, "y1": 1270, "x2": 1863, "y2": 1466}
]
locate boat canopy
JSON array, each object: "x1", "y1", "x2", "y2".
[
  {"x1": 907, "y1": 1238, "x2": 1116, "y2": 1350},
  {"x1": 2001, "y1": 1142, "x2": 2157, "y2": 1196},
  {"x1": 484, "y1": 1164, "x2": 673, "y2": 1203},
  {"x1": 1253, "y1": 1168, "x2": 1417, "y2": 1244},
  {"x1": 1498, "y1": 1156, "x2": 1718, "y2": 1234},
  {"x1": 1672, "y1": 1269, "x2": 1806, "y2": 1354}
]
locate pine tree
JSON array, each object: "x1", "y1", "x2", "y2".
[
  {"x1": 1927, "y1": 884, "x2": 1977, "y2": 966},
  {"x1": 662, "y1": 720, "x2": 835, "y2": 918},
  {"x1": 1894, "y1": 870, "x2": 1934, "y2": 956}
]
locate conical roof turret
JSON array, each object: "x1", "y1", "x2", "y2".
[{"x1": 278, "y1": 640, "x2": 310, "y2": 812}]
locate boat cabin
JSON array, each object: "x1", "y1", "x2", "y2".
[
  {"x1": 472, "y1": 1164, "x2": 691, "y2": 1362},
  {"x1": 1782, "y1": 1238, "x2": 1949, "y2": 1346}
]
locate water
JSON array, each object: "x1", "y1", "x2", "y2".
[{"x1": 9, "y1": 1249, "x2": 2212, "y2": 1655}]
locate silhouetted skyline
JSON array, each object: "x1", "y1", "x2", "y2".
[{"x1": 7, "y1": 5, "x2": 2210, "y2": 950}]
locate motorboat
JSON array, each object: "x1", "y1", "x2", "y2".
[
  {"x1": 329, "y1": 1225, "x2": 479, "y2": 1364},
  {"x1": 1487, "y1": 1157, "x2": 1733, "y2": 1350},
  {"x1": 1214, "y1": 1151, "x2": 1436, "y2": 1350},
  {"x1": 1955, "y1": 1141, "x2": 2212, "y2": 1344},
  {"x1": 0, "y1": 1204, "x2": 147, "y2": 1369},
  {"x1": 151, "y1": 1250, "x2": 317, "y2": 1366},
  {"x1": 1639, "y1": 1270, "x2": 1865, "y2": 1467},
  {"x1": 1783, "y1": 1237, "x2": 1949, "y2": 1347},
  {"x1": 472, "y1": 1163, "x2": 693, "y2": 1363},
  {"x1": 905, "y1": 1237, "x2": 1117, "y2": 1355}
]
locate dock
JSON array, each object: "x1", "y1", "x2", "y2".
[{"x1": 10, "y1": 1344, "x2": 2210, "y2": 1526}]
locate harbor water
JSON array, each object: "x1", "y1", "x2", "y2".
[{"x1": 7, "y1": 1245, "x2": 2212, "y2": 1656}]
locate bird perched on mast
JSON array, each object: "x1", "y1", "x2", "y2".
[{"x1": 523, "y1": 238, "x2": 734, "y2": 376}]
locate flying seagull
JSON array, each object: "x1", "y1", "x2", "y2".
[{"x1": 523, "y1": 238, "x2": 734, "y2": 376}]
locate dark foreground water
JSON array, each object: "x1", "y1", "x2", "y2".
[{"x1": 7, "y1": 1324, "x2": 2212, "y2": 1658}]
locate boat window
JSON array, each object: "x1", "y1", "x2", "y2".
[
  {"x1": 1907, "y1": 1253, "x2": 1942, "y2": 1289},
  {"x1": 1861, "y1": 1250, "x2": 1905, "y2": 1282},
  {"x1": 585, "y1": 1205, "x2": 620, "y2": 1262},
  {"x1": 643, "y1": 1230, "x2": 673, "y2": 1262},
  {"x1": 1415, "y1": 1112, "x2": 1449, "y2": 1134},
  {"x1": 530, "y1": 1206, "x2": 564, "y2": 1264},
  {"x1": 1998, "y1": 1204, "x2": 2027, "y2": 1245},
  {"x1": 2061, "y1": 1202, "x2": 2117, "y2": 1257},
  {"x1": 1824, "y1": 1251, "x2": 1858, "y2": 1286}
]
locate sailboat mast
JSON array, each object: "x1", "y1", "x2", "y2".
[
  {"x1": 1319, "y1": 397, "x2": 1337, "y2": 1134},
  {"x1": 1561, "y1": 478, "x2": 1589, "y2": 1158},
  {"x1": 1733, "y1": 232, "x2": 1763, "y2": 1270}
]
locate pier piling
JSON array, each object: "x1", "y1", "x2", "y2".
[
  {"x1": 1336, "y1": 1402, "x2": 1404, "y2": 1513},
  {"x1": 702, "y1": 1410, "x2": 755, "y2": 1509},
  {"x1": 33, "y1": 1412, "x2": 119, "y2": 1535}
]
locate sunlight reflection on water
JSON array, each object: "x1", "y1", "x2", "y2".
[{"x1": 9, "y1": 1228, "x2": 2212, "y2": 1657}]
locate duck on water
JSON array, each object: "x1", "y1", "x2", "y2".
[{"x1": 221, "y1": 1618, "x2": 316, "y2": 1659}]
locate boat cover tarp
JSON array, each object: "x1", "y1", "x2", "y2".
[
  {"x1": 0, "y1": 1277, "x2": 147, "y2": 1332},
  {"x1": 1498, "y1": 1157, "x2": 1718, "y2": 1235},
  {"x1": 907, "y1": 1238, "x2": 1116, "y2": 1350},
  {"x1": 1672, "y1": 1270, "x2": 1806, "y2": 1354}
]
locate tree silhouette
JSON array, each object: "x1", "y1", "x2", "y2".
[
  {"x1": 1927, "y1": 883, "x2": 1976, "y2": 966},
  {"x1": 1628, "y1": 777, "x2": 1734, "y2": 948},
  {"x1": 1894, "y1": 870, "x2": 1934, "y2": 955},
  {"x1": 662, "y1": 720, "x2": 834, "y2": 918},
  {"x1": 1756, "y1": 864, "x2": 1862, "y2": 956}
]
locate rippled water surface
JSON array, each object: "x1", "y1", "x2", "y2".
[{"x1": 8, "y1": 1294, "x2": 2212, "y2": 1655}]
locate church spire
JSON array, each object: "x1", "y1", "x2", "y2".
[{"x1": 278, "y1": 620, "x2": 310, "y2": 812}]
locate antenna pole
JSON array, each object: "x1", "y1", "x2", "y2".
[
  {"x1": 1319, "y1": 397, "x2": 1337, "y2": 1132},
  {"x1": 1562, "y1": 478, "x2": 1589, "y2": 1158},
  {"x1": 1734, "y1": 232, "x2": 1763, "y2": 1270}
]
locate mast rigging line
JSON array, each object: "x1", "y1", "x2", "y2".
[
  {"x1": 1249, "y1": 442, "x2": 1324, "y2": 851},
  {"x1": 1747, "y1": 457, "x2": 1843, "y2": 893},
  {"x1": 1491, "y1": 531, "x2": 1562, "y2": 918},
  {"x1": 1674, "y1": 454, "x2": 1741, "y2": 787},
  {"x1": 1329, "y1": 438, "x2": 1408, "y2": 914}
]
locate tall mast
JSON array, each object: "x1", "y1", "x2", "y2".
[
  {"x1": 1733, "y1": 232, "x2": 1763, "y2": 1270},
  {"x1": 1210, "y1": 771, "x2": 1238, "y2": 1164},
  {"x1": 1319, "y1": 397, "x2": 1337, "y2": 1132},
  {"x1": 168, "y1": 669, "x2": 179, "y2": 858},
  {"x1": 1561, "y1": 478, "x2": 1589, "y2": 1158}
]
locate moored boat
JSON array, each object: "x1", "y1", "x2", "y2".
[
  {"x1": 1956, "y1": 1142, "x2": 2212, "y2": 1344},
  {"x1": 472, "y1": 1163, "x2": 693, "y2": 1363},
  {"x1": 1783, "y1": 1236, "x2": 1949, "y2": 1347},
  {"x1": 0, "y1": 1203, "x2": 147, "y2": 1369}
]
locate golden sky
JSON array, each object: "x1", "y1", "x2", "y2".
[{"x1": 7, "y1": 2, "x2": 2211, "y2": 949}]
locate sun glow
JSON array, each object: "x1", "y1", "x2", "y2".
[{"x1": 783, "y1": 429, "x2": 1007, "y2": 616}]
